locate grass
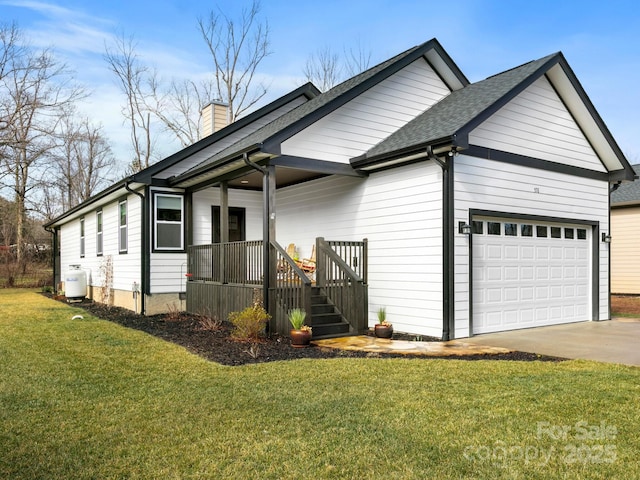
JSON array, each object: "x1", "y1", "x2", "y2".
[{"x1": 1, "y1": 289, "x2": 640, "y2": 479}]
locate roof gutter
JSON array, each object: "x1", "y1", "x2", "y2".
[
  {"x1": 428, "y1": 145, "x2": 456, "y2": 341},
  {"x1": 125, "y1": 178, "x2": 147, "y2": 315}
]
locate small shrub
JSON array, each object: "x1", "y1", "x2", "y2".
[
  {"x1": 165, "y1": 302, "x2": 183, "y2": 322},
  {"x1": 196, "y1": 311, "x2": 222, "y2": 331},
  {"x1": 228, "y1": 305, "x2": 270, "y2": 340}
]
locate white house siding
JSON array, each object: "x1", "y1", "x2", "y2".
[
  {"x1": 611, "y1": 207, "x2": 640, "y2": 294},
  {"x1": 281, "y1": 58, "x2": 452, "y2": 164},
  {"x1": 59, "y1": 192, "x2": 142, "y2": 311},
  {"x1": 191, "y1": 188, "x2": 263, "y2": 245},
  {"x1": 276, "y1": 162, "x2": 444, "y2": 337},
  {"x1": 156, "y1": 96, "x2": 310, "y2": 180},
  {"x1": 469, "y1": 76, "x2": 607, "y2": 173},
  {"x1": 453, "y1": 154, "x2": 610, "y2": 338}
]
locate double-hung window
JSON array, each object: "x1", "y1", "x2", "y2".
[
  {"x1": 96, "y1": 210, "x2": 103, "y2": 256},
  {"x1": 154, "y1": 193, "x2": 184, "y2": 251},
  {"x1": 119, "y1": 199, "x2": 128, "y2": 253},
  {"x1": 80, "y1": 217, "x2": 85, "y2": 258}
]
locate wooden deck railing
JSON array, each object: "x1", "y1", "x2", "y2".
[
  {"x1": 316, "y1": 237, "x2": 368, "y2": 334},
  {"x1": 187, "y1": 241, "x2": 263, "y2": 284}
]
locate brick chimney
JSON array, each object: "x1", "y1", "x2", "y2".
[{"x1": 201, "y1": 100, "x2": 229, "y2": 138}]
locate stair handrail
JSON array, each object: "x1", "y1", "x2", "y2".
[
  {"x1": 269, "y1": 240, "x2": 313, "y2": 334},
  {"x1": 316, "y1": 238, "x2": 364, "y2": 285}
]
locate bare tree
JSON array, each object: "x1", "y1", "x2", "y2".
[
  {"x1": 148, "y1": 77, "x2": 216, "y2": 148},
  {"x1": 104, "y1": 34, "x2": 155, "y2": 172},
  {"x1": 303, "y1": 47, "x2": 342, "y2": 92},
  {"x1": 49, "y1": 113, "x2": 114, "y2": 213},
  {"x1": 0, "y1": 27, "x2": 84, "y2": 263},
  {"x1": 303, "y1": 42, "x2": 372, "y2": 92},
  {"x1": 197, "y1": 0, "x2": 271, "y2": 122}
]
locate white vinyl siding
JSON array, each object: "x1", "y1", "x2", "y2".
[
  {"x1": 281, "y1": 58, "x2": 451, "y2": 163},
  {"x1": 454, "y1": 154, "x2": 610, "y2": 338},
  {"x1": 59, "y1": 192, "x2": 142, "y2": 296},
  {"x1": 156, "y1": 96, "x2": 310, "y2": 179},
  {"x1": 469, "y1": 76, "x2": 606, "y2": 172},
  {"x1": 611, "y1": 207, "x2": 640, "y2": 294},
  {"x1": 191, "y1": 188, "x2": 263, "y2": 245},
  {"x1": 276, "y1": 162, "x2": 444, "y2": 337}
]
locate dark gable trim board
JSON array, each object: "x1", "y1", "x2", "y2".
[
  {"x1": 271, "y1": 156, "x2": 367, "y2": 177},
  {"x1": 467, "y1": 209, "x2": 600, "y2": 336},
  {"x1": 465, "y1": 145, "x2": 611, "y2": 182},
  {"x1": 262, "y1": 41, "x2": 451, "y2": 153}
]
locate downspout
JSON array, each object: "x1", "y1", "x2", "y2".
[
  {"x1": 242, "y1": 153, "x2": 271, "y2": 314},
  {"x1": 125, "y1": 179, "x2": 146, "y2": 315},
  {"x1": 428, "y1": 146, "x2": 455, "y2": 341}
]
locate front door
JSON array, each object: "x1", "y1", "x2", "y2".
[{"x1": 212, "y1": 206, "x2": 246, "y2": 243}]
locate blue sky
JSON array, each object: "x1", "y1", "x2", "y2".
[{"x1": 2, "y1": 0, "x2": 639, "y2": 164}]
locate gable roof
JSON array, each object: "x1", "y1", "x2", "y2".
[
  {"x1": 352, "y1": 53, "x2": 635, "y2": 181},
  {"x1": 44, "y1": 82, "x2": 321, "y2": 228},
  {"x1": 170, "y1": 38, "x2": 468, "y2": 188},
  {"x1": 612, "y1": 164, "x2": 640, "y2": 206}
]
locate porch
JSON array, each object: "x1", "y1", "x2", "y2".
[{"x1": 186, "y1": 237, "x2": 368, "y2": 338}]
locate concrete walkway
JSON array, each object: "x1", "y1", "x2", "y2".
[
  {"x1": 314, "y1": 318, "x2": 640, "y2": 366},
  {"x1": 464, "y1": 318, "x2": 640, "y2": 366}
]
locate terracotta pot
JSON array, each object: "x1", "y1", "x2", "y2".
[
  {"x1": 290, "y1": 329, "x2": 312, "y2": 348},
  {"x1": 374, "y1": 324, "x2": 393, "y2": 339}
]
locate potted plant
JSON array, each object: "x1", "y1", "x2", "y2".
[
  {"x1": 289, "y1": 308, "x2": 312, "y2": 348},
  {"x1": 374, "y1": 307, "x2": 393, "y2": 338}
]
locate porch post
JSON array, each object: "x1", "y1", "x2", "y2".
[
  {"x1": 264, "y1": 165, "x2": 277, "y2": 331},
  {"x1": 220, "y1": 182, "x2": 229, "y2": 284}
]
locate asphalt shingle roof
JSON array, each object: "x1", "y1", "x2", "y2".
[
  {"x1": 611, "y1": 164, "x2": 640, "y2": 204},
  {"x1": 175, "y1": 42, "x2": 430, "y2": 180},
  {"x1": 358, "y1": 53, "x2": 558, "y2": 162}
]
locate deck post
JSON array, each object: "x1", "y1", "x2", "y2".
[{"x1": 220, "y1": 182, "x2": 228, "y2": 284}]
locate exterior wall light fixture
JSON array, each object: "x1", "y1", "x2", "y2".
[
  {"x1": 602, "y1": 233, "x2": 612, "y2": 243},
  {"x1": 459, "y1": 222, "x2": 472, "y2": 235}
]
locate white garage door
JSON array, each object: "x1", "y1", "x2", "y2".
[{"x1": 472, "y1": 217, "x2": 591, "y2": 334}]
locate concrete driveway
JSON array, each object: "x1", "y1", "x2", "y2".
[{"x1": 464, "y1": 318, "x2": 640, "y2": 366}]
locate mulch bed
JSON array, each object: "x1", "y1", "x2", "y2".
[{"x1": 55, "y1": 297, "x2": 565, "y2": 366}]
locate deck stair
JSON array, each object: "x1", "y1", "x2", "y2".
[{"x1": 309, "y1": 286, "x2": 351, "y2": 339}]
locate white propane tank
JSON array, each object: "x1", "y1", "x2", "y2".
[{"x1": 65, "y1": 265, "x2": 87, "y2": 300}]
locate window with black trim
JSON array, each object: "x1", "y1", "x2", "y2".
[
  {"x1": 564, "y1": 228, "x2": 574, "y2": 239},
  {"x1": 96, "y1": 210, "x2": 103, "y2": 256},
  {"x1": 536, "y1": 225, "x2": 547, "y2": 238},
  {"x1": 521, "y1": 224, "x2": 533, "y2": 237},
  {"x1": 550, "y1": 227, "x2": 561, "y2": 238},
  {"x1": 577, "y1": 229, "x2": 587, "y2": 240},
  {"x1": 488, "y1": 222, "x2": 501, "y2": 235},
  {"x1": 154, "y1": 193, "x2": 184, "y2": 250},
  {"x1": 80, "y1": 217, "x2": 85, "y2": 258},
  {"x1": 119, "y1": 199, "x2": 128, "y2": 253}
]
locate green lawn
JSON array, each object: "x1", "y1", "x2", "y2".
[{"x1": 1, "y1": 289, "x2": 639, "y2": 479}]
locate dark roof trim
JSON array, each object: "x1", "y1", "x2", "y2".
[
  {"x1": 169, "y1": 144, "x2": 263, "y2": 187},
  {"x1": 351, "y1": 136, "x2": 454, "y2": 170},
  {"x1": 271, "y1": 155, "x2": 367, "y2": 177},
  {"x1": 453, "y1": 54, "x2": 562, "y2": 146},
  {"x1": 44, "y1": 178, "x2": 133, "y2": 228},
  {"x1": 465, "y1": 145, "x2": 611, "y2": 182},
  {"x1": 261, "y1": 39, "x2": 467, "y2": 153},
  {"x1": 132, "y1": 82, "x2": 321, "y2": 184}
]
